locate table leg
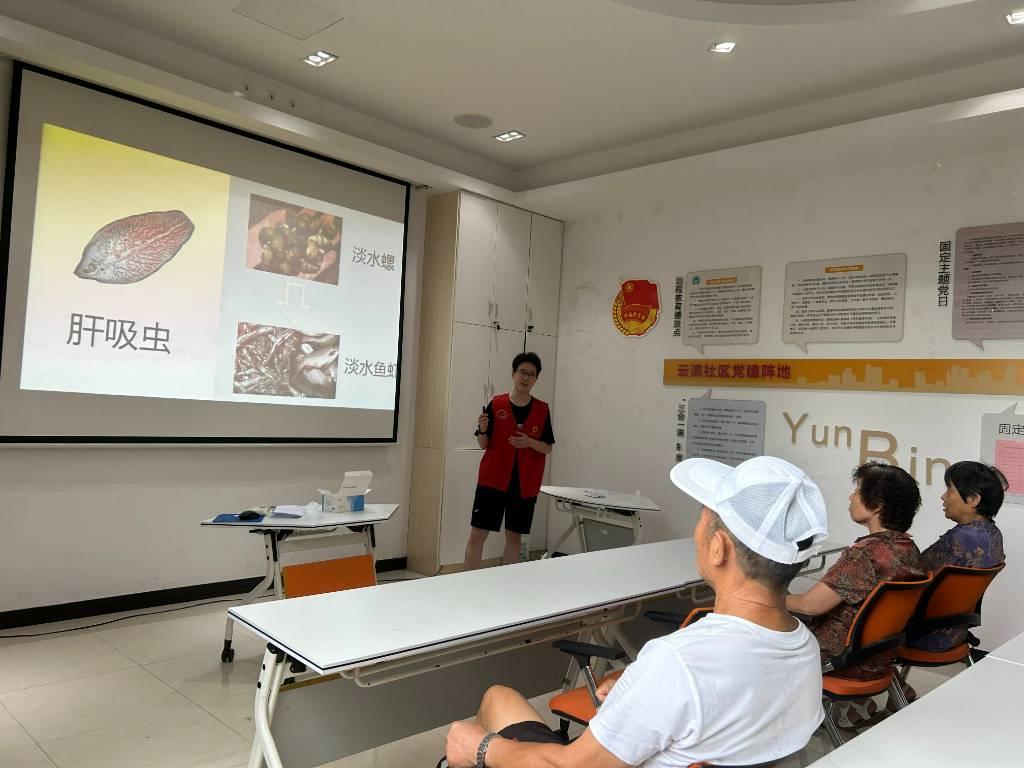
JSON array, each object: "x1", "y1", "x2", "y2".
[
  {"x1": 270, "y1": 533, "x2": 284, "y2": 600},
  {"x1": 604, "y1": 625, "x2": 640, "y2": 662},
  {"x1": 222, "y1": 533, "x2": 277, "y2": 663},
  {"x1": 575, "y1": 513, "x2": 587, "y2": 553},
  {"x1": 540, "y1": 521, "x2": 575, "y2": 559},
  {"x1": 248, "y1": 645, "x2": 287, "y2": 768},
  {"x1": 363, "y1": 526, "x2": 375, "y2": 563}
]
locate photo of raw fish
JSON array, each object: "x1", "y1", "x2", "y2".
[
  {"x1": 74, "y1": 210, "x2": 194, "y2": 284},
  {"x1": 245, "y1": 195, "x2": 341, "y2": 285},
  {"x1": 232, "y1": 322, "x2": 339, "y2": 399}
]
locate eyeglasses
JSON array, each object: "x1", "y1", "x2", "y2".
[{"x1": 514, "y1": 369, "x2": 538, "y2": 379}]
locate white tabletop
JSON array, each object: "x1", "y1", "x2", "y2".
[
  {"x1": 810, "y1": 656, "x2": 1023, "y2": 766},
  {"x1": 201, "y1": 503, "x2": 399, "y2": 530},
  {"x1": 540, "y1": 486, "x2": 661, "y2": 512},
  {"x1": 989, "y1": 631, "x2": 1024, "y2": 666},
  {"x1": 231, "y1": 538, "x2": 700, "y2": 674}
]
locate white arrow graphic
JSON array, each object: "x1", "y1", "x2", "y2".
[{"x1": 277, "y1": 281, "x2": 309, "y2": 325}]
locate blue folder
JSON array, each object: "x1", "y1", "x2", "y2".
[{"x1": 213, "y1": 513, "x2": 264, "y2": 523}]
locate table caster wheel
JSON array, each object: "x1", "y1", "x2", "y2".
[{"x1": 221, "y1": 643, "x2": 235, "y2": 663}]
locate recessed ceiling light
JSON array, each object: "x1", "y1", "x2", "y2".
[
  {"x1": 708, "y1": 41, "x2": 736, "y2": 53},
  {"x1": 302, "y1": 50, "x2": 337, "y2": 67},
  {"x1": 494, "y1": 130, "x2": 525, "y2": 143},
  {"x1": 1007, "y1": 9, "x2": 1024, "y2": 25}
]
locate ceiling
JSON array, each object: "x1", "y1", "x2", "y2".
[{"x1": 1, "y1": 0, "x2": 1023, "y2": 188}]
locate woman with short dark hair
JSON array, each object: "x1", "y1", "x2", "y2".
[
  {"x1": 787, "y1": 463, "x2": 925, "y2": 724},
  {"x1": 906, "y1": 461, "x2": 1006, "y2": 653}
]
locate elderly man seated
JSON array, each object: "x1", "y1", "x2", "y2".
[{"x1": 445, "y1": 455, "x2": 829, "y2": 768}]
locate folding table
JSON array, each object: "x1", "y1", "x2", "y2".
[
  {"x1": 811, "y1": 645, "x2": 1024, "y2": 766},
  {"x1": 539, "y1": 485, "x2": 660, "y2": 557},
  {"x1": 200, "y1": 503, "x2": 398, "y2": 662},
  {"x1": 231, "y1": 537, "x2": 843, "y2": 768}
]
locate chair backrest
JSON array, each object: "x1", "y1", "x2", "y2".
[
  {"x1": 831, "y1": 575, "x2": 932, "y2": 670},
  {"x1": 910, "y1": 562, "x2": 1005, "y2": 635},
  {"x1": 281, "y1": 553, "x2": 377, "y2": 598},
  {"x1": 681, "y1": 606, "x2": 714, "y2": 628}
]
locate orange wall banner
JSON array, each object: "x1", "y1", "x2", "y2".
[{"x1": 663, "y1": 358, "x2": 1024, "y2": 396}]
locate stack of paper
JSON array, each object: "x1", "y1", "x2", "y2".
[{"x1": 271, "y1": 504, "x2": 310, "y2": 518}]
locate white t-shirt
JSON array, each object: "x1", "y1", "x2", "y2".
[{"x1": 589, "y1": 613, "x2": 823, "y2": 767}]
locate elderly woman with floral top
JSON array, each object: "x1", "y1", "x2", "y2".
[{"x1": 787, "y1": 462, "x2": 925, "y2": 726}]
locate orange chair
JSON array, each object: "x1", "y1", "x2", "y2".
[
  {"x1": 281, "y1": 553, "x2": 377, "y2": 598},
  {"x1": 895, "y1": 562, "x2": 1005, "y2": 676},
  {"x1": 819, "y1": 575, "x2": 932, "y2": 747},
  {"x1": 548, "y1": 607, "x2": 713, "y2": 736}
]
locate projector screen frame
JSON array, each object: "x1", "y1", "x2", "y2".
[{"x1": 0, "y1": 62, "x2": 411, "y2": 445}]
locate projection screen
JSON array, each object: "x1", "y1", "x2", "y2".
[{"x1": 0, "y1": 64, "x2": 410, "y2": 443}]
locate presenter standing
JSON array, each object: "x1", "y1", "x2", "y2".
[{"x1": 464, "y1": 352, "x2": 554, "y2": 569}]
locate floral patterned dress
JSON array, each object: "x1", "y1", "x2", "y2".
[
  {"x1": 907, "y1": 519, "x2": 1005, "y2": 651},
  {"x1": 807, "y1": 530, "x2": 925, "y2": 680}
]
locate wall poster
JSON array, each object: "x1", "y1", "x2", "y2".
[
  {"x1": 981, "y1": 403, "x2": 1024, "y2": 503},
  {"x1": 783, "y1": 253, "x2": 906, "y2": 352},
  {"x1": 683, "y1": 266, "x2": 761, "y2": 353},
  {"x1": 954, "y1": 222, "x2": 1024, "y2": 349}
]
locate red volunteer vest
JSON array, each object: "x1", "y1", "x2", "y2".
[{"x1": 478, "y1": 393, "x2": 549, "y2": 498}]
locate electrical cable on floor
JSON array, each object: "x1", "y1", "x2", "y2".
[
  {"x1": 0, "y1": 595, "x2": 271, "y2": 639},
  {"x1": 0, "y1": 573, "x2": 425, "y2": 638}
]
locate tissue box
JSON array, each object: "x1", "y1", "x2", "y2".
[
  {"x1": 318, "y1": 471, "x2": 373, "y2": 513},
  {"x1": 340, "y1": 470, "x2": 373, "y2": 496}
]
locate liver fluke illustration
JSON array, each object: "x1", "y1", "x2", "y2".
[{"x1": 74, "y1": 210, "x2": 195, "y2": 284}]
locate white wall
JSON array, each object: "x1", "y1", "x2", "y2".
[
  {"x1": 0, "y1": 57, "x2": 428, "y2": 612},
  {"x1": 549, "y1": 144, "x2": 1024, "y2": 645}
]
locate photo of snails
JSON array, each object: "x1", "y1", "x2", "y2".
[{"x1": 245, "y1": 195, "x2": 342, "y2": 285}]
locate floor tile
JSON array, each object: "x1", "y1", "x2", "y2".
[
  {"x1": 0, "y1": 634, "x2": 136, "y2": 693},
  {"x1": 0, "y1": 667, "x2": 182, "y2": 743},
  {"x1": 0, "y1": 742, "x2": 58, "y2": 768},
  {"x1": 0, "y1": 703, "x2": 56, "y2": 768},
  {"x1": 145, "y1": 648, "x2": 262, "y2": 705},
  {"x1": 38, "y1": 697, "x2": 249, "y2": 768},
  {"x1": 95, "y1": 614, "x2": 262, "y2": 665},
  {"x1": 195, "y1": 689, "x2": 256, "y2": 740},
  {"x1": 371, "y1": 727, "x2": 446, "y2": 768}
]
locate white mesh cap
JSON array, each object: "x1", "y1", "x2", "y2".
[{"x1": 670, "y1": 456, "x2": 829, "y2": 564}]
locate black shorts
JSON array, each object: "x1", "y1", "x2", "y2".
[
  {"x1": 471, "y1": 485, "x2": 537, "y2": 535},
  {"x1": 498, "y1": 720, "x2": 569, "y2": 745}
]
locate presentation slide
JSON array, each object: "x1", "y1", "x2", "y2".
[{"x1": 0, "y1": 66, "x2": 409, "y2": 442}]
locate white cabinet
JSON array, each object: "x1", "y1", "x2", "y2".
[
  {"x1": 527, "y1": 215, "x2": 563, "y2": 337},
  {"x1": 494, "y1": 327, "x2": 527, "y2": 393},
  {"x1": 446, "y1": 324, "x2": 528, "y2": 450},
  {"x1": 446, "y1": 322, "x2": 494, "y2": 450},
  {"x1": 525, "y1": 331, "x2": 557, "y2": 407},
  {"x1": 439, "y1": 449, "x2": 505, "y2": 567},
  {"x1": 453, "y1": 194, "x2": 497, "y2": 327},
  {"x1": 493, "y1": 205, "x2": 531, "y2": 332},
  {"x1": 408, "y1": 191, "x2": 564, "y2": 575},
  {"x1": 452, "y1": 195, "x2": 538, "y2": 333}
]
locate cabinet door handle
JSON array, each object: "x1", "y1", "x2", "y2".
[
  {"x1": 494, "y1": 301, "x2": 499, "y2": 319},
  {"x1": 528, "y1": 306, "x2": 533, "y2": 322},
  {"x1": 488, "y1": 299, "x2": 493, "y2": 319}
]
